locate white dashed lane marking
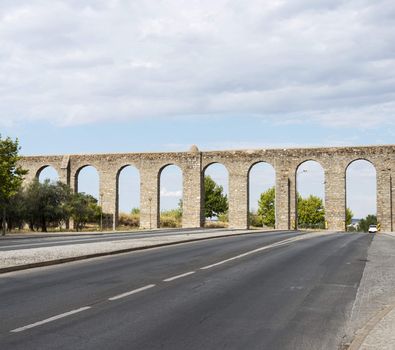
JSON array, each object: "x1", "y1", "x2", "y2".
[
  {"x1": 10, "y1": 234, "x2": 314, "y2": 333},
  {"x1": 11, "y1": 307, "x2": 92, "y2": 333},
  {"x1": 108, "y1": 284, "x2": 156, "y2": 301},
  {"x1": 200, "y1": 236, "x2": 302, "y2": 270},
  {"x1": 163, "y1": 271, "x2": 195, "y2": 282}
]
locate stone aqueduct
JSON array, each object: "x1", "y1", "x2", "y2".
[{"x1": 19, "y1": 145, "x2": 395, "y2": 232}]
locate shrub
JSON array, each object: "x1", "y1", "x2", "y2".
[
  {"x1": 249, "y1": 211, "x2": 263, "y2": 227},
  {"x1": 118, "y1": 212, "x2": 140, "y2": 228},
  {"x1": 160, "y1": 209, "x2": 182, "y2": 228}
]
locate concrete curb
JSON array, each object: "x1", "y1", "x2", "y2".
[
  {"x1": 0, "y1": 227, "x2": 220, "y2": 240},
  {"x1": 0, "y1": 230, "x2": 273, "y2": 274},
  {"x1": 347, "y1": 303, "x2": 395, "y2": 350}
]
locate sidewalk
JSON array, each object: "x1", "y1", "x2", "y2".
[{"x1": 346, "y1": 232, "x2": 395, "y2": 350}]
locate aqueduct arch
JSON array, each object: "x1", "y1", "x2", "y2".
[
  {"x1": 18, "y1": 145, "x2": 395, "y2": 232},
  {"x1": 36, "y1": 165, "x2": 60, "y2": 183}
]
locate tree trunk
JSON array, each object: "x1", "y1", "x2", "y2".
[
  {"x1": 41, "y1": 216, "x2": 47, "y2": 232},
  {"x1": 2, "y1": 206, "x2": 6, "y2": 236}
]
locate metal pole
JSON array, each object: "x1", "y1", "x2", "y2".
[
  {"x1": 149, "y1": 197, "x2": 152, "y2": 230},
  {"x1": 100, "y1": 193, "x2": 103, "y2": 231}
]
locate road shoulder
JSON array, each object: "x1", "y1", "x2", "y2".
[{"x1": 344, "y1": 233, "x2": 395, "y2": 349}]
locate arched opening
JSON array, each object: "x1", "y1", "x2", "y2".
[
  {"x1": 74, "y1": 165, "x2": 100, "y2": 231},
  {"x1": 296, "y1": 160, "x2": 326, "y2": 229},
  {"x1": 203, "y1": 163, "x2": 229, "y2": 227},
  {"x1": 37, "y1": 166, "x2": 59, "y2": 183},
  {"x1": 76, "y1": 166, "x2": 100, "y2": 200},
  {"x1": 248, "y1": 162, "x2": 276, "y2": 229},
  {"x1": 346, "y1": 160, "x2": 377, "y2": 232},
  {"x1": 159, "y1": 165, "x2": 183, "y2": 228},
  {"x1": 117, "y1": 165, "x2": 140, "y2": 230}
]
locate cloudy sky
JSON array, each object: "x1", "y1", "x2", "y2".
[{"x1": 2, "y1": 0, "x2": 391, "y2": 217}]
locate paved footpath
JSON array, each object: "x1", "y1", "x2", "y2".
[{"x1": 345, "y1": 232, "x2": 395, "y2": 350}]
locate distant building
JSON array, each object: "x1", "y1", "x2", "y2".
[{"x1": 347, "y1": 218, "x2": 361, "y2": 230}]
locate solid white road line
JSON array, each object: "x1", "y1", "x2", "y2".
[
  {"x1": 10, "y1": 306, "x2": 92, "y2": 333},
  {"x1": 200, "y1": 236, "x2": 300, "y2": 270},
  {"x1": 108, "y1": 284, "x2": 156, "y2": 301},
  {"x1": 163, "y1": 271, "x2": 195, "y2": 282}
]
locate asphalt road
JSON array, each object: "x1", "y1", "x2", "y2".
[
  {"x1": 0, "y1": 231, "x2": 373, "y2": 349},
  {"x1": 0, "y1": 228, "x2": 234, "y2": 251}
]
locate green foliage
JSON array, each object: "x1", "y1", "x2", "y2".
[
  {"x1": 2, "y1": 177, "x2": 102, "y2": 232},
  {"x1": 257, "y1": 187, "x2": 275, "y2": 227},
  {"x1": 249, "y1": 211, "x2": 263, "y2": 227},
  {"x1": 131, "y1": 207, "x2": 140, "y2": 215},
  {"x1": 358, "y1": 214, "x2": 377, "y2": 232},
  {"x1": 24, "y1": 179, "x2": 71, "y2": 232},
  {"x1": 297, "y1": 194, "x2": 325, "y2": 229},
  {"x1": 256, "y1": 189, "x2": 326, "y2": 229},
  {"x1": 4, "y1": 190, "x2": 26, "y2": 231},
  {"x1": 67, "y1": 192, "x2": 101, "y2": 231},
  {"x1": 0, "y1": 135, "x2": 28, "y2": 235},
  {"x1": 346, "y1": 208, "x2": 353, "y2": 226},
  {"x1": 204, "y1": 175, "x2": 228, "y2": 218},
  {"x1": 217, "y1": 212, "x2": 228, "y2": 223},
  {"x1": 176, "y1": 199, "x2": 183, "y2": 219}
]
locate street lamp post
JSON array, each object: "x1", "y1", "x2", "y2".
[
  {"x1": 148, "y1": 197, "x2": 152, "y2": 230},
  {"x1": 100, "y1": 192, "x2": 103, "y2": 231}
]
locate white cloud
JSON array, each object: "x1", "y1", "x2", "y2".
[
  {"x1": 0, "y1": 0, "x2": 394, "y2": 127},
  {"x1": 160, "y1": 188, "x2": 182, "y2": 198}
]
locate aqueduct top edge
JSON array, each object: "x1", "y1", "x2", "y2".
[{"x1": 19, "y1": 144, "x2": 395, "y2": 159}]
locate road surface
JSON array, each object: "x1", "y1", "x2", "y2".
[
  {"x1": 0, "y1": 228, "x2": 233, "y2": 251},
  {"x1": 0, "y1": 230, "x2": 372, "y2": 349}
]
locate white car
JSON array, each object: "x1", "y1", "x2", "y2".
[{"x1": 368, "y1": 225, "x2": 378, "y2": 233}]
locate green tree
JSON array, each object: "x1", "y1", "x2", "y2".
[
  {"x1": 346, "y1": 208, "x2": 353, "y2": 226},
  {"x1": 131, "y1": 207, "x2": 140, "y2": 215},
  {"x1": 0, "y1": 135, "x2": 28, "y2": 235},
  {"x1": 257, "y1": 187, "x2": 275, "y2": 227},
  {"x1": 297, "y1": 194, "x2": 325, "y2": 228},
  {"x1": 5, "y1": 189, "x2": 27, "y2": 231},
  {"x1": 249, "y1": 211, "x2": 263, "y2": 227},
  {"x1": 358, "y1": 214, "x2": 377, "y2": 232},
  {"x1": 176, "y1": 199, "x2": 183, "y2": 219},
  {"x1": 67, "y1": 192, "x2": 101, "y2": 231},
  {"x1": 24, "y1": 179, "x2": 71, "y2": 232},
  {"x1": 204, "y1": 175, "x2": 228, "y2": 218}
]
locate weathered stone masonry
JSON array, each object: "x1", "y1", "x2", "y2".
[{"x1": 19, "y1": 145, "x2": 395, "y2": 232}]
